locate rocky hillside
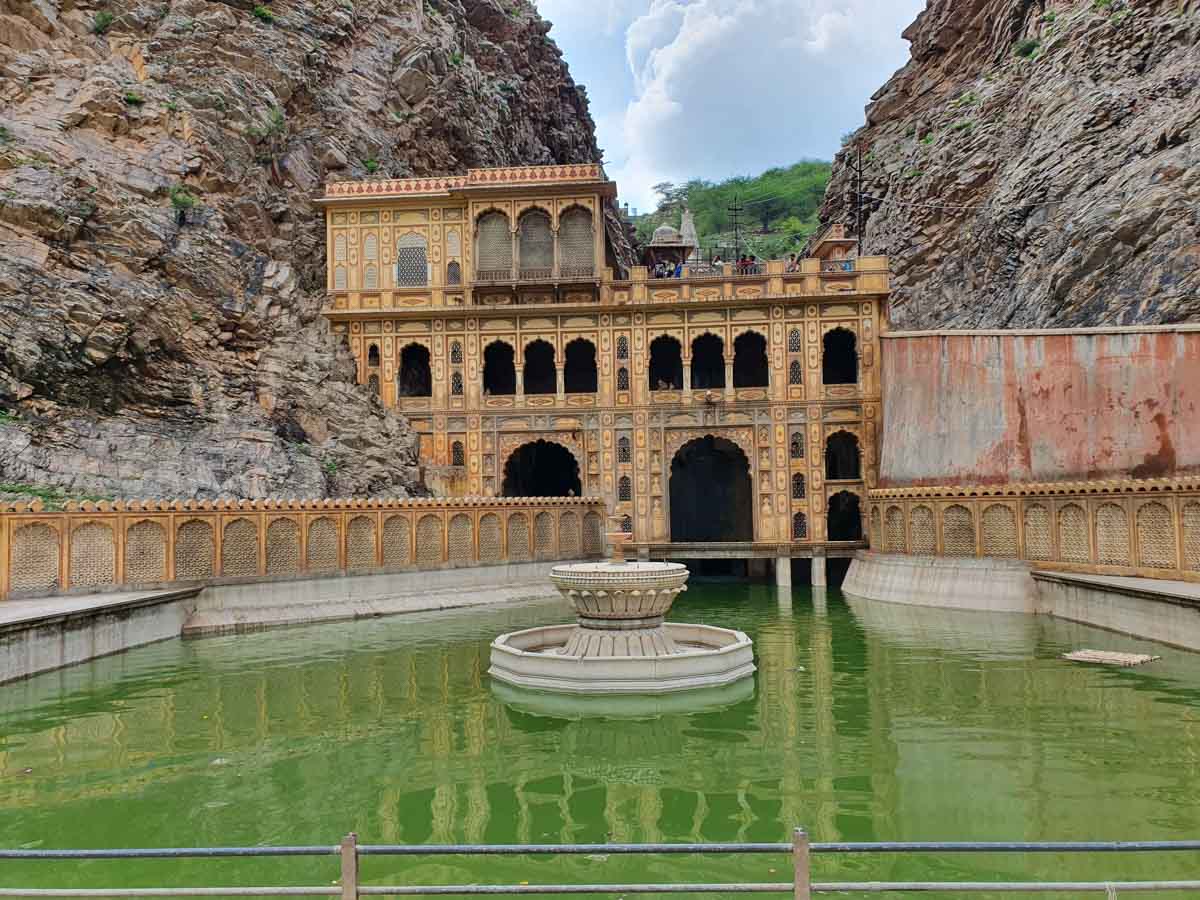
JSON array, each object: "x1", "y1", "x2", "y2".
[
  {"x1": 0, "y1": 0, "x2": 626, "y2": 501},
  {"x1": 823, "y1": 0, "x2": 1199, "y2": 329}
]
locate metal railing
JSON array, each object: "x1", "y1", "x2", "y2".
[{"x1": 4, "y1": 833, "x2": 1200, "y2": 896}]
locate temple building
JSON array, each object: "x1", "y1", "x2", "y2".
[{"x1": 317, "y1": 165, "x2": 887, "y2": 578}]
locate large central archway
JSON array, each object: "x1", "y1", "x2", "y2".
[
  {"x1": 501, "y1": 440, "x2": 582, "y2": 497},
  {"x1": 669, "y1": 436, "x2": 753, "y2": 542}
]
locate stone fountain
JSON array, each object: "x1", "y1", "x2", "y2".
[{"x1": 489, "y1": 520, "x2": 755, "y2": 694}]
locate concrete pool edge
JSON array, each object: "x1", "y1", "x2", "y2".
[{"x1": 844, "y1": 550, "x2": 1200, "y2": 652}]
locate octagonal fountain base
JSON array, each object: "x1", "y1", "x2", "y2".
[{"x1": 489, "y1": 561, "x2": 755, "y2": 695}]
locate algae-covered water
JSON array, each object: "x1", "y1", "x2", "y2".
[{"x1": 2, "y1": 585, "x2": 1200, "y2": 896}]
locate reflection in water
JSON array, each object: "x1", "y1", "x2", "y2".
[
  {"x1": 2, "y1": 585, "x2": 1200, "y2": 893},
  {"x1": 492, "y1": 678, "x2": 756, "y2": 721}
]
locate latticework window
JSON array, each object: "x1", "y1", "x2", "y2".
[
  {"x1": 451, "y1": 371, "x2": 463, "y2": 395},
  {"x1": 363, "y1": 264, "x2": 378, "y2": 290},
  {"x1": 1137, "y1": 501, "x2": 1176, "y2": 569},
  {"x1": 1095, "y1": 502, "x2": 1130, "y2": 566},
  {"x1": 451, "y1": 440, "x2": 465, "y2": 467},
  {"x1": 70, "y1": 522, "x2": 115, "y2": 588},
  {"x1": 507, "y1": 513, "x2": 530, "y2": 561},
  {"x1": 450, "y1": 341, "x2": 463, "y2": 364},
  {"x1": 583, "y1": 512, "x2": 603, "y2": 556},
  {"x1": 617, "y1": 436, "x2": 631, "y2": 463},
  {"x1": 368, "y1": 374, "x2": 380, "y2": 396},
  {"x1": 479, "y1": 514, "x2": 502, "y2": 563},
  {"x1": 396, "y1": 233, "x2": 428, "y2": 286},
  {"x1": 559, "y1": 512, "x2": 581, "y2": 558},
  {"x1": 448, "y1": 514, "x2": 474, "y2": 565},
  {"x1": 789, "y1": 360, "x2": 803, "y2": 385},
  {"x1": 307, "y1": 518, "x2": 339, "y2": 572},
  {"x1": 334, "y1": 266, "x2": 347, "y2": 290},
  {"x1": 790, "y1": 432, "x2": 805, "y2": 459},
  {"x1": 363, "y1": 233, "x2": 378, "y2": 261},
  {"x1": 266, "y1": 518, "x2": 301, "y2": 575},
  {"x1": 909, "y1": 506, "x2": 935, "y2": 555},
  {"x1": 870, "y1": 507, "x2": 882, "y2": 547},
  {"x1": 334, "y1": 233, "x2": 347, "y2": 262},
  {"x1": 788, "y1": 329, "x2": 801, "y2": 352},
  {"x1": 382, "y1": 515, "x2": 411, "y2": 566},
  {"x1": 518, "y1": 209, "x2": 553, "y2": 273},
  {"x1": 884, "y1": 506, "x2": 905, "y2": 552},
  {"x1": 1184, "y1": 502, "x2": 1200, "y2": 572},
  {"x1": 942, "y1": 505, "x2": 975, "y2": 556},
  {"x1": 125, "y1": 520, "x2": 167, "y2": 584},
  {"x1": 1058, "y1": 504, "x2": 1089, "y2": 563},
  {"x1": 616, "y1": 335, "x2": 629, "y2": 360},
  {"x1": 416, "y1": 514, "x2": 443, "y2": 567},
  {"x1": 792, "y1": 512, "x2": 807, "y2": 540},
  {"x1": 446, "y1": 229, "x2": 461, "y2": 257},
  {"x1": 10, "y1": 523, "x2": 60, "y2": 593},
  {"x1": 618, "y1": 476, "x2": 632, "y2": 501},
  {"x1": 791, "y1": 472, "x2": 805, "y2": 500},
  {"x1": 616, "y1": 367, "x2": 629, "y2": 391},
  {"x1": 476, "y1": 211, "x2": 512, "y2": 272},
  {"x1": 534, "y1": 511, "x2": 555, "y2": 560},
  {"x1": 447, "y1": 261, "x2": 461, "y2": 285},
  {"x1": 1024, "y1": 504, "x2": 1052, "y2": 560},
  {"x1": 176, "y1": 520, "x2": 214, "y2": 580},
  {"x1": 221, "y1": 518, "x2": 259, "y2": 578},
  {"x1": 346, "y1": 516, "x2": 377, "y2": 572},
  {"x1": 559, "y1": 206, "x2": 594, "y2": 275},
  {"x1": 620, "y1": 514, "x2": 633, "y2": 535},
  {"x1": 981, "y1": 504, "x2": 1018, "y2": 558}
]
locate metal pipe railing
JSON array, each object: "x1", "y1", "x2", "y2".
[{"x1": 4, "y1": 831, "x2": 1200, "y2": 897}]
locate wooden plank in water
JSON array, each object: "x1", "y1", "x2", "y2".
[{"x1": 1062, "y1": 649, "x2": 1161, "y2": 667}]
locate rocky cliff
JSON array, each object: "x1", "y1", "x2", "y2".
[
  {"x1": 0, "y1": 0, "x2": 626, "y2": 501},
  {"x1": 823, "y1": 0, "x2": 1199, "y2": 329}
]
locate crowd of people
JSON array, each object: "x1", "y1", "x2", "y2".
[{"x1": 651, "y1": 254, "x2": 776, "y2": 277}]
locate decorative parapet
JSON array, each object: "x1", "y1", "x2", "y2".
[
  {"x1": 0, "y1": 496, "x2": 607, "y2": 601},
  {"x1": 865, "y1": 478, "x2": 1200, "y2": 582},
  {"x1": 323, "y1": 164, "x2": 607, "y2": 200}
]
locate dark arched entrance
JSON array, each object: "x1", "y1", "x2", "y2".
[
  {"x1": 398, "y1": 343, "x2": 431, "y2": 397},
  {"x1": 733, "y1": 331, "x2": 769, "y2": 387},
  {"x1": 523, "y1": 340, "x2": 556, "y2": 395},
  {"x1": 669, "y1": 436, "x2": 753, "y2": 542},
  {"x1": 827, "y1": 491, "x2": 862, "y2": 541},
  {"x1": 825, "y1": 430, "x2": 861, "y2": 480},
  {"x1": 822, "y1": 328, "x2": 858, "y2": 384},
  {"x1": 501, "y1": 440, "x2": 581, "y2": 497},
  {"x1": 483, "y1": 341, "x2": 516, "y2": 395},
  {"x1": 563, "y1": 338, "x2": 597, "y2": 393},
  {"x1": 649, "y1": 335, "x2": 683, "y2": 390},
  {"x1": 690, "y1": 334, "x2": 725, "y2": 389}
]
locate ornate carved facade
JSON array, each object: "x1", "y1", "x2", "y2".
[{"x1": 318, "y1": 167, "x2": 887, "y2": 553}]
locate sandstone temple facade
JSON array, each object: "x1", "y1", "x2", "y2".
[{"x1": 317, "y1": 165, "x2": 888, "y2": 575}]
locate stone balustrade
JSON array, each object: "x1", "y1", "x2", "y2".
[
  {"x1": 0, "y1": 496, "x2": 607, "y2": 601},
  {"x1": 866, "y1": 477, "x2": 1200, "y2": 582}
]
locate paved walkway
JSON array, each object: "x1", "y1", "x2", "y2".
[
  {"x1": 0, "y1": 588, "x2": 199, "y2": 632},
  {"x1": 1033, "y1": 571, "x2": 1200, "y2": 604}
]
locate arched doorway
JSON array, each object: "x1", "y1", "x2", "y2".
[
  {"x1": 822, "y1": 328, "x2": 858, "y2": 385},
  {"x1": 563, "y1": 338, "x2": 597, "y2": 393},
  {"x1": 398, "y1": 343, "x2": 431, "y2": 397},
  {"x1": 690, "y1": 333, "x2": 725, "y2": 389},
  {"x1": 502, "y1": 440, "x2": 581, "y2": 497},
  {"x1": 649, "y1": 336, "x2": 683, "y2": 390},
  {"x1": 827, "y1": 491, "x2": 862, "y2": 541},
  {"x1": 733, "y1": 331, "x2": 769, "y2": 387},
  {"x1": 669, "y1": 436, "x2": 753, "y2": 542},
  {"x1": 523, "y1": 340, "x2": 556, "y2": 395},
  {"x1": 825, "y1": 430, "x2": 861, "y2": 480},
  {"x1": 483, "y1": 341, "x2": 516, "y2": 395}
]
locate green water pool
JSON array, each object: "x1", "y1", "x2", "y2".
[{"x1": 2, "y1": 584, "x2": 1200, "y2": 895}]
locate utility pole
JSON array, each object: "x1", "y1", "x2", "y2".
[{"x1": 728, "y1": 194, "x2": 745, "y2": 260}]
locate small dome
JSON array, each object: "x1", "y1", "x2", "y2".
[{"x1": 651, "y1": 224, "x2": 683, "y2": 245}]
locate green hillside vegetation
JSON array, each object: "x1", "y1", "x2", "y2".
[{"x1": 633, "y1": 161, "x2": 831, "y2": 260}]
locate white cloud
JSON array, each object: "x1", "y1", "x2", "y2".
[{"x1": 591, "y1": 0, "x2": 925, "y2": 208}]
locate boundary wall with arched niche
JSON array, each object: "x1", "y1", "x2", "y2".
[{"x1": 0, "y1": 497, "x2": 606, "y2": 601}]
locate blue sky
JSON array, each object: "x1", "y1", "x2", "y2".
[{"x1": 536, "y1": 0, "x2": 926, "y2": 210}]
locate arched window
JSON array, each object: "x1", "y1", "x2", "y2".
[
  {"x1": 787, "y1": 328, "x2": 801, "y2": 352},
  {"x1": 397, "y1": 343, "x2": 432, "y2": 397},
  {"x1": 789, "y1": 360, "x2": 803, "y2": 385},
  {"x1": 449, "y1": 341, "x2": 463, "y2": 364},
  {"x1": 451, "y1": 371, "x2": 463, "y2": 395},
  {"x1": 827, "y1": 491, "x2": 862, "y2": 541},
  {"x1": 367, "y1": 344, "x2": 380, "y2": 367},
  {"x1": 618, "y1": 476, "x2": 632, "y2": 502},
  {"x1": 690, "y1": 333, "x2": 725, "y2": 389},
  {"x1": 518, "y1": 209, "x2": 553, "y2": 276},
  {"x1": 334, "y1": 233, "x2": 347, "y2": 262},
  {"x1": 363, "y1": 233, "x2": 378, "y2": 261},
  {"x1": 822, "y1": 327, "x2": 858, "y2": 385},
  {"x1": 564, "y1": 338, "x2": 597, "y2": 393},
  {"x1": 616, "y1": 367, "x2": 630, "y2": 391},
  {"x1": 396, "y1": 233, "x2": 428, "y2": 287},
  {"x1": 446, "y1": 261, "x2": 461, "y2": 285},
  {"x1": 559, "y1": 206, "x2": 595, "y2": 276},
  {"x1": 367, "y1": 373, "x2": 380, "y2": 396},
  {"x1": 825, "y1": 430, "x2": 861, "y2": 480},
  {"x1": 617, "y1": 436, "x2": 631, "y2": 463},
  {"x1": 451, "y1": 440, "x2": 465, "y2": 467},
  {"x1": 523, "y1": 339, "x2": 556, "y2": 395},
  {"x1": 482, "y1": 341, "x2": 516, "y2": 395},
  {"x1": 792, "y1": 512, "x2": 807, "y2": 540},
  {"x1": 620, "y1": 514, "x2": 633, "y2": 534},
  {"x1": 648, "y1": 336, "x2": 683, "y2": 390},
  {"x1": 334, "y1": 266, "x2": 347, "y2": 290},
  {"x1": 363, "y1": 264, "x2": 378, "y2": 290},
  {"x1": 476, "y1": 211, "x2": 512, "y2": 276},
  {"x1": 792, "y1": 472, "x2": 806, "y2": 499},
  {"x1": 790, "y1": 432, "x2": 805, "y2": 459},
  {"x1": 732, "y1": 331, "x2": 768, "y2": 387},
  {"x1": 616, "y1": 335, "x2": 629, "y2": 360}
]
